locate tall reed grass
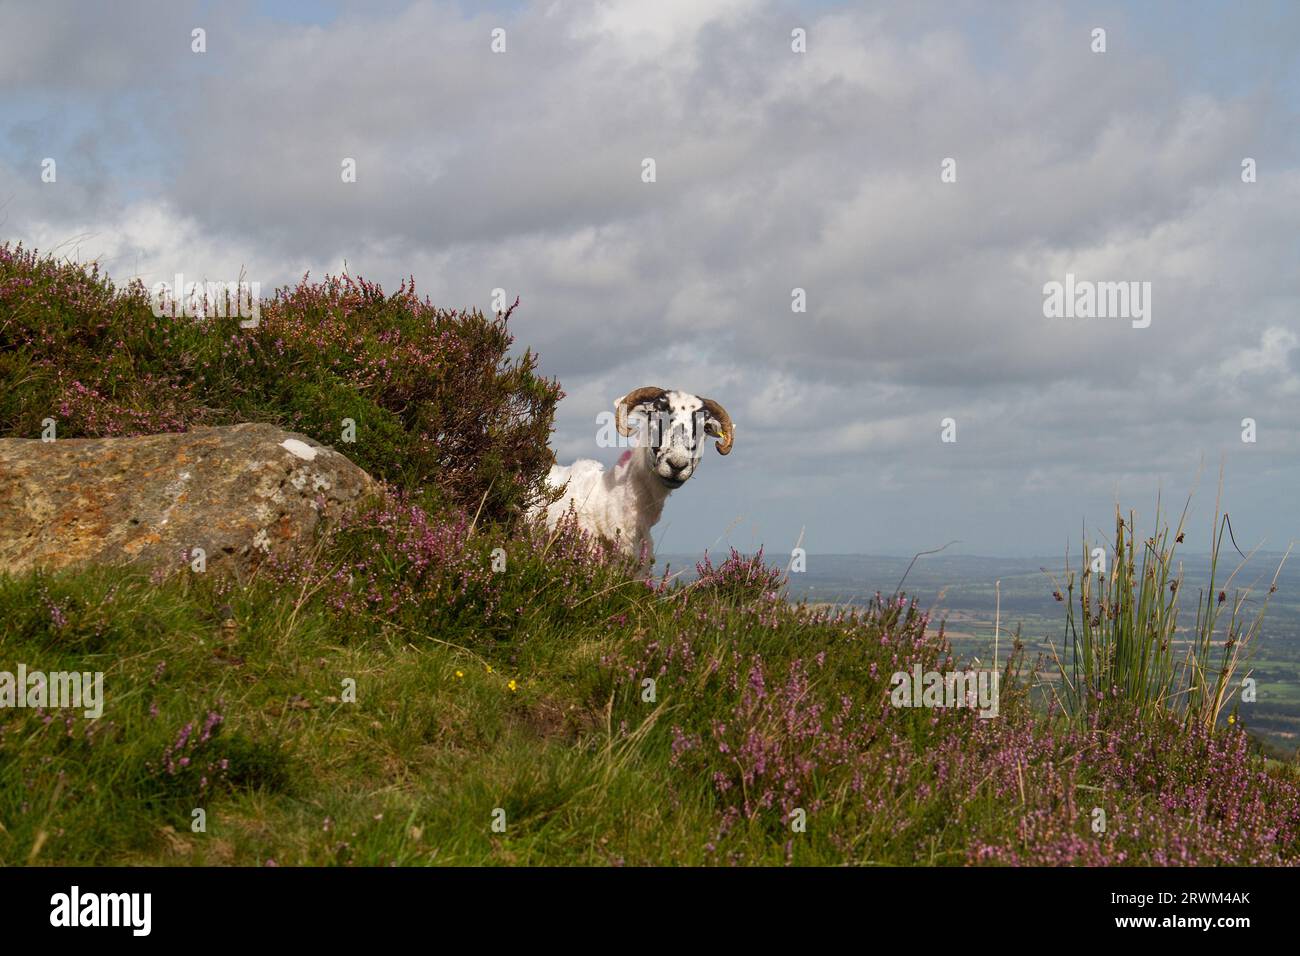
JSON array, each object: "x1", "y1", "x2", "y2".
[{"x1": 1053, "y1": 494, "x2": 1290, "y2": 731}]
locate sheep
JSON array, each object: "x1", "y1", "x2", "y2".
[{"x1": 536, "y1": 387, "x2": 735, "y2": 566}]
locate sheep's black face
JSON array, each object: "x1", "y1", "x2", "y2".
[{"x1": 639, "y1": 391, "x2": 720, "y2": 489}]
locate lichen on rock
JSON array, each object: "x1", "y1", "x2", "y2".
[{"x1": 0, "y1": 423, "x2": 379, "y2": 578}]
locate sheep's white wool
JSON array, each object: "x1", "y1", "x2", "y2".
[
  {"x1": 279, "y1": 438, "x2": 318, "y2": 461},
  {"x1": 534, "y1": 388, "x2": 733, "y2": 566},
  {"x1": 541, "y1": 446, "x2": 672, "y2": 563}
]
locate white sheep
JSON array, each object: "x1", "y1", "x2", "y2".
[{"x1": 537, "y1": 387, "x2": 734, "y2": 565}]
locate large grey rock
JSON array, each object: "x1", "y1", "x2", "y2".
[{"x1": 0, "y1": 423, "x2": 379, "y2": 578}]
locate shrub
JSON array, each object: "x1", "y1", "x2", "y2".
[
  {"x1": 0, "y1": 243, "x2": 561, "y2": 523},
  {"x1": 263, "y1": 492, "x2": 639, "y2": 647},
  {"x1": 692, "y1": 547, "x2": 785, "y2": 605},
  {"x1": 146, "y1": 709, "x2": 291, "y2": 807}
]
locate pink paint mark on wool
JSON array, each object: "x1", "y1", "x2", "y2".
[{"x1": 617, "y1": 449, "x2": 633, "y2": 468}]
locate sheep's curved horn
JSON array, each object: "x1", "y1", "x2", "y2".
[
  {"x1": 699, "y1": 397, "x2": 734, "y2": 455},
  {"x1": 615, "y1": 386, "x2": 667, "y2": 437}
]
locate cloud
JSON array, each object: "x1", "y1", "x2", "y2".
[{"x1": 4, "y1": 0, "x2": 1298, "y2": 554}]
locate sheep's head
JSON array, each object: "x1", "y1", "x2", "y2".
[{"x1": 615, "y1": 386, "x2": 734, "y2": 489}]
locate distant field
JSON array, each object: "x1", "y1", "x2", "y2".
[{"x1": 662, "y1": 552, "x2": 1300, "y2": 755}]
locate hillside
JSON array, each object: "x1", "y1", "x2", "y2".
[
  {"x1": 2, "y1": 246, "x2": 1298, "y2": 866},
  {"x1": 665, "y1": 553, "x2": 1300, "y2": 757}
]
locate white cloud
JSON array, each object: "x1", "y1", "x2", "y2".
[{"x1": 4, "y1": 0, "x2": 1298, "y2": 554}]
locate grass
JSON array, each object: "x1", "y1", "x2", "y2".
[
  {"x1": 4, "y1": 514, "x2": 1300, "y2": 866},
  {"x1": 2, "y1": 248, "x2": 1299, "y2": 866}
]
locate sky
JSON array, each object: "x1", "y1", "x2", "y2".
[{"x1": 2, "y1": 0, "x2": 1297, "y2": 558}]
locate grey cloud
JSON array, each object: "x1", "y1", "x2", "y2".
[{"x1": 5, "y1": 0, "x2": 1299, "y2": 554}]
